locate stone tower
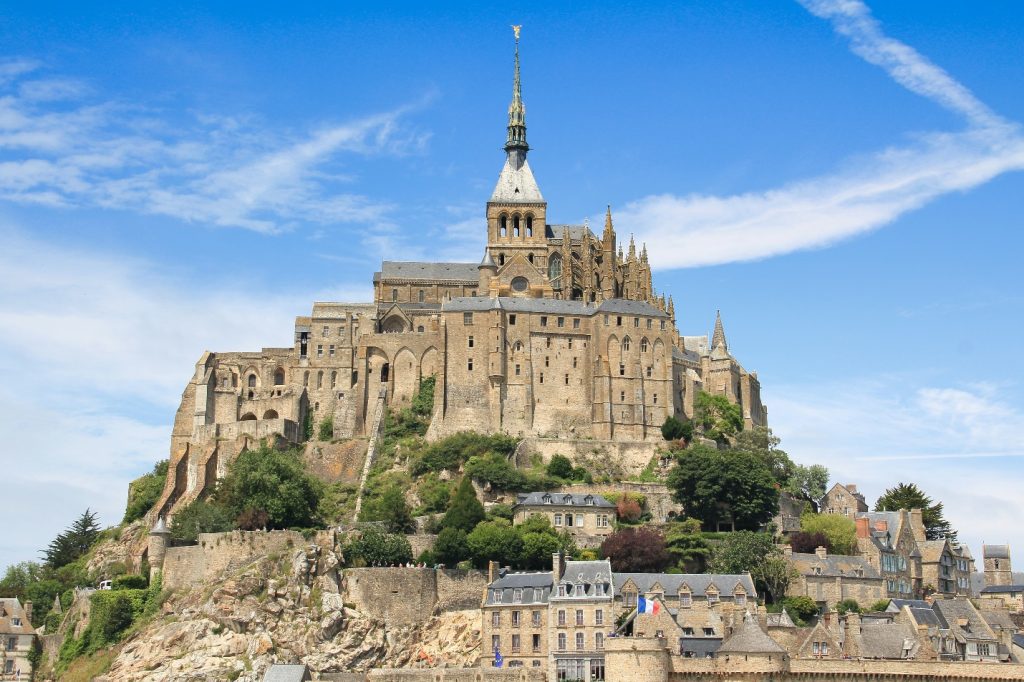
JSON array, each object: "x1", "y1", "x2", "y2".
[
  {"x1": 983, "y1": 544, "x2": 1012, "y2": 587},
  {"x1": 148, "y1": 515, "x2": 171, "y2": 581}
]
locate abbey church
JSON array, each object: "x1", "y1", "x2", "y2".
[{"x1": 157, "y1": 38, "x2": 766, "y2": 516}]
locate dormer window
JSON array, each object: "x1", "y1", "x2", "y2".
[
  {"x1": 680, "y1": 591, "x2": 692, "y2": 608},
  {"x1": 574, "y1": 584, "x2": 584, "y2": 597},
  {"x1": 492, "y1": 589, "x2": 502, "y2": 603},
  {"x1": 558, "y1": 584, "x2": 567, "y2": 597},
  {"x1": 513, "y1": 588, "x2": 523, "y2": 603},
  {"x1": 707, "y1": 591, "x2": 719, "y2": 604}
]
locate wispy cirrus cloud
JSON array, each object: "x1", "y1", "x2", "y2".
[
  {"x1": 619, "y1": 0, "x2": 1024, "y2": 269},
  {"x1": 0, "y1": 59, "x2": 430, "y2": 233}
]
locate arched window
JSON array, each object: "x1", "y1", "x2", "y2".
[
  {"x1": 273, "y1": 369, "x2": 285, "y2": 385},
  {"x1": 622, "y1": 338, "x2": 631, "y2": 352},
  {"x1": 513, "y1": 215, "x2": 520, "y2": 237},
  {"x1": 548, "y1": 253, "x2": 562, "y2": 281},
  {"x1": 417, "y1": 325, "x2": 425, "y2": 333},
  {"x1": 248, "y1": 374, "x2": 257, "y2": 388},
  {"x1": 240, "y1": 412, "x2": 256, "y2": 421},
  {"x1": 500, "y1": 215, "x2": 508, "y2": 237},
  {"x1": 262, "y1": 409, "x2": 278, "y2": 420},
  {"x1": 317, "y1": 371, "x2": 323, "y2": 389},
  {"x1": 526, "y1": 215, "x2": 533, "y2": 237},
  {"x1": 641, "y1": 338, "x2": 649, "y2": 353},
  {"x1": 330, "y1": 371, "x2": 337, "y2": 388},
  {"x1": 418, "y1": 290, "x2": 425, "y2": 303}
]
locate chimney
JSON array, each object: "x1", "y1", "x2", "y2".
[
  {"x1": 23, "y1": 600, "x2": 32, "y2": 627},
  {"x1": 488, "y1": 560, "x2": 500, "y2": 584},
  {"x1": 552, "y1": 551, "x2": 565, "y2": 583},
  {"x1": 874, "y1": 520, "x2": 888, "y2": 533},
  {"x1": 909, "y1": 509, "x2": 926, "y2": 542},
  {"x1": 846, "y1": 484, "x2": 858, "y2": 494},
  {"x1": 856, "y1": 517, "x2": 870, "y2": 539},
  {"x1": 815, "y1": 546, "x2": 828, "y2": 559},
  {"x1": 846, "y1": 612, "x2": 861, "y2": 635}
]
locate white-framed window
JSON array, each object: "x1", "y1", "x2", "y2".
[
  {"x1": 595, "y1": 609, "x2": 604, "y2": 626},
  {"x1": 576, "y1": 609, "x2": 584, "y2": 625},
  {"x1": 554, "y1": 513, "x2": 563, "y2": 526},
  {"x1": 557, "y1": 633, "x2": 566, "y2": 651},
  {"x1": 680, "y1": 592, "x2": 692, "y2": 608},
  {"x1": 492, "y1": 612, "x2": 500, "y2": 626},
  {"x1": 513, "y1": 589, "x2": 522, "y2": 603},
  {"x1": 492, "y1": 634, "x2": 500, "y2": 652},
  {"x1": 576, "y1": 632, "x2": 585, "y2": 650},
  {"x1": 558, "y1": 609, "x2": 566, "y2": 626},
  {"x1": 492, "y1": 589, "x2": 502, "y2": 603},
  {"x1": 512, "y1": 610, "x2": 521, "y2": 626},
  {"x1": 596, "y1": 632, "x2": 604, "y2": 649}
]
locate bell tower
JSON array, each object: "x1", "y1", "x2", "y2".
[{"x1": 486, "y1": 26, "x2": 548, "y2": 274}]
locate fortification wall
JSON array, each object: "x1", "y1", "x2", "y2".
[
  {"x1": 342, "y1": 567, "x2": 488, "y2": 625},
  {"x1": 161, "y1": 530, "x2": 312, "y2": 590},
  {"x1": 303, "y1": 439, "x2": 369, "y2": 484},
  {"x1": 367, "y1": 670, "x2": 544, "y2": 682},
  {"x1": 436, "y1": 569, "x2": 487, "y2": 611},
  {"x1": 515, "y1": 437, "x2": 659, "y2": 478}
]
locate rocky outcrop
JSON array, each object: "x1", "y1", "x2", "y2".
[{"x1": 95, "y1": 542, "x2": 481, "y2": 681}]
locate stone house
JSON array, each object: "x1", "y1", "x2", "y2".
[
  {"x1": 820, "y1": 483, "x2": 868, "y2": 520},
  {"x1": 613, "y1": 573, "x2": 756, "y2": 658},
  {"x1": 153, "y1": 36, "x2": 767, "y2": 521},
  {"x1": 0, "y1": 598, "x2": 35, "y2": 680},
  {"x1": 919, "y1": 539, "x2": 974, "y2": 597},
  {"x1": 549, "y1": 556, "x2": 614, "y2": 682},
  {"x1": 854, "y1": 510, "x2": 924, "y2": 599},
  {"x1": 785, "y1": 545, "x2": 885, "y2": 610},
  {"x1": 984, "y1": 544, "x2": 1013, "y2": 587},
  {"x1": 513, "y1": 493, "x2": 615, "y2": 547},
  {"x1": 480, "y1": 565, "x2": 551, "y2": 670}
]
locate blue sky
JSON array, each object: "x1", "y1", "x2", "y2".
[{"x1": 1, "y1": 0, "x2": 1022, "y2": 571}]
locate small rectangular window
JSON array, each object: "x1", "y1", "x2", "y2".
[
  {"x1": 468, "y1": 359, "x2": 474, "y2": 371},
  {"x1": 573, "y1": 318, "x2": 580, "y2": 329},
  {"x1": 323, "y1": 325, "x2": 330, "y2": 336},
  {"x1": 545, "y1": 356, "x2": 549, "y2": 367},
  {"x1": 564, "y1": 374, "x2": 569, "y2": 385},
  {"x1": 509, "y1": 314, "x2": 517, "y2": 325},
  {"x1": 604, "y1": 315, "x2": 609, "y2": 326},
  {"x1": 515, "y1": 364, "x2": 521, "y2": 376},
  {"x1": 392, "y1": 288, "x2": 398, "y2": 302},
  {"x1": 634, "y1": 317, "x2": 640, "y2": 327},
  {"x1": 653, "y1": 393, "x2": 658, "y2": 404},
  {"x1": 539, "y1": 372, "x2": 544, "y2": 384},
  {"x1": 317, "y1": 345, "x2": 324, "y2": 357},
  {"x1": 661, "y1": 320, "x2": 666, "y2": 330},
  {"x1": 619, "y1": 364, "x2": 625, "y2": 376},
  {"x1": 573, "y1": 357, "x2": 578, "y2": 368},
  {"x1": 468, "y1": 335, "x2": 474, "y2": 348},
  {"x1": 492, "y1": 612, "x2": 501, "y2": 626},
  {"x1": 616, "y1": 316, "x2": 622, "y2": 326},
  {"x1": 557, "y1": 317, "x2": 565, "y2": 328},
  {"x1": 567, "y1": 338, "x2": 573, "y2": 350},
  {"x1": 464, "y1": 312, "x2": 473, "y2": 325},
  {"x1": 329, "y1": 345, "x2": 335, "y2": 356},
  {"x1": 540, "y1": 316, "x2": 547, "y2": 327}
]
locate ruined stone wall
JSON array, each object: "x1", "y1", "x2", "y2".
[
  {"x1": 515, "y1": 437, "x2": 659, "y2": 479},
  {"x1": 161, "y1": 530, "x2": 314, "y2": 590},
  {"x1": 342, "y1": 567, "x2": 488, "y2": 625}
]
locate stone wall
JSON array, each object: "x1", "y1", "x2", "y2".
[
  {"x1": 515, "y1": 437, "x2": 659, "y2": 479},
  {"x1": 343, "y1": 567, "x2": 488, "y2": 626},
  {"x1": 161, "y1": 530, "x2": 321, "y2": 590},
  {"x1": 553, "y1": 482, "x2": 682, "y2": 523},
  {"x1": 302, "y1": 439, "x2": 369, "y2": 485}
]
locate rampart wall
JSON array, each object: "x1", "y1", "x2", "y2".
[
  {"x1": 367, "y1": 669, "x2": 545, "y2": 682},
  {"x1": 343, "y1": 567, "x2": 487, "y2": 625},
  {"x1": 515, "y1": 437, "x2": 659, "y2": 478},
  {"x1": 161, "y1": 530, "x2": 320, "y2": 590}
]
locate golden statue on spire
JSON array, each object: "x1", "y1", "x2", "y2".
[{"x1": 512, "y1": 25, "x2": 521, "y2": 41}]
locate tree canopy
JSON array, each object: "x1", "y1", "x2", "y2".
[
  {"x1": 785, "y1": 464, "x2": 830, "y2": 511},
  {"x1": 709, "y1": 531, "x2": 793, "y2": 603},
  {"x1": 667, "y1": 444, "x2": 779, "y2": 531},
  {"x1": 122, "y1": 460, "x2": 169, "y2": 524},
  {"x1": 440, "y1": 477, "x2": 485, "y2": 533},
  {"x1": 600, "y1": 527, "x2": 673, "y2": 573},
  {"x1": 216, "y1": 445, "x2": 323, "y2": 529},
  {"x1": 694, "y1": 391, "x2": 743, "y2": 442},
  {"x1": 799, "y1": 512, "x2": 857, "y2": 555},
  {"x1": 43, "y1": 509, "x2": 101, "y2": 569},
  {"x1": 875, "y1": 482, "x2": 956, "y2": 540},
  {"x1": 660, "y1": 415, "x2": 693, "y2": 442}
]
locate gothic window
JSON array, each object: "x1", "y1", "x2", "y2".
[
  {"x1": 248, "y1": 374, "x2": 257, "y2": 388},
  {"x1": 641, "y1": 338, "x2": 649, "y2": 352},
  {"x1": 418, "y1": 289, "x2": 425, "y2": 303},
  {"x1": 391, "y1": 288, "x2": 398, "y2": 302},
  {"x1": 548, "y1": 253, "x2": 562, "y2": 281},
  {"x1": 622, "y1": 338, "x2": 630, "y2": 352},
  {"x1": 330, "y1": 371, "x2": 337, "y2": 388},
  {"x1": 317, "y1": 371, "x2": 323, "y2": 389}
]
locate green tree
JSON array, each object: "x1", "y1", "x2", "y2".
[
  {"x1": 464, "y1": 453, "x2": 528, "y2": 490},
  {"x1": 360, "y1": 484, "x2": 414, "y2": 533},
  {"x1": 875, "y1": 482, "x2": 956, "y2": 540},
  {"x1": 836, "y1": 598, "x2": 861, "y2": 615},
  {"x1": 123, "y1": 460, "x2": 169, "y2": 524},
  {"x1": 345, "y1": 527, "x2": 413, "y2": 566},
  {"x1": 517, "y1": 516, "x2": 576, "y2": 570},
  {"x1": 785, "y1": 464, "x2": 830, "y2": 511},
  {"x1": 318, "y1": 415, "x2": 334, "y2": 441},
  {"x1": 434, "y1": 527, "x2": 470, "y2": 565},
  {"x1": 869, "y1": 599, "x2": 891, "y2": 612},
  {"x1": 169, "y1": 499, "x2": 235, "y2": 543},
  {"x1": 800, "y1": 513, "x2": 857, "y2": 555},
  {"x1": 466, "y1": 519, "x2": 524, "y2": 568},
  {"x1": 441, "y1": 477, "x2": 486, "y2": 532},
  {"x1": 216, "y1": 445, "x2": 322, "y2": 529},
  {"x1": 42, "y1": 509, "x2": 101, "y2": 569},
  {"x1": 667, "y1": 444, "x2": 779, "y2": 531},
  {"x1": 661, "y1": 415, "x2": 693, "y2": 442},
  {"x1": 781, "y1": 595, "x2": 819, "y2": 625},
  {"x1": 732, "y1": 427, "x2": 793, "y2": 486},
  {"x1": 546, "y1": 455, "x2": 575, "y2": 479},
  {"x1": 710, "y1": 531, "x2": 790, "y2": 603},
  {"x1": 664, "y1": 520, "x2": 712, "y2": 572},
  {"x1": 753, "y1": 555, "x2": 798, "y2": 605},
  {"x1": 694, "y1": 391, "x2": 742, "y2": 442}
]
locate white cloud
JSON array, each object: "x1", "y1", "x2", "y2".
[
  {"x1": 0, "y1": 64, "x2": 429, "y2": 233},
  {"x1": 617, "y1": 0, "x2": 1024, "y2": 269},
  {"x1": 0, "y1": 226, "x2": 371, "y2": 568},
  {"x1": 770, "y1": 375, "x2": 1024, "y2": 562}
]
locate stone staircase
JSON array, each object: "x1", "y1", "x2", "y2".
[{"x1": 352, "y1": 388, "x2": 388, "y2": 520}]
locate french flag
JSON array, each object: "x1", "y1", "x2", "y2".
[{"x1": 637, "y1": 596, "x2": 660, "y2": 615}]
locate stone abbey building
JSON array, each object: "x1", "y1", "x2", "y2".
[{"x1": 156, "y1": 37, "x2": 766, "y2": 516}]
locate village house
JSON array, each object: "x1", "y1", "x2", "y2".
[
  {"x1": 854, "y1": 510, "x2": 924, "y2": 599},
  {"x1": 0, "y1": 598, "x2": 35, "y2": 681},
  {"x1": 820, "y1": 483, "x2": 868, "y2": 520},
  {"x1": 480, "y1": 563, "x2": 551, "y2": 670},
  {"x1": 920, "y1": 539, "x2": 974, "y2": 597},
  {"x1": 513, "y1": 493, "x2": 616, "y2": 547},
  {"x1": 785, "y1": 545, "x2": 885, "y2": 610}
]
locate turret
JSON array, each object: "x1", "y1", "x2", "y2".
[
  {"x1": 478, "y1": 249, "x2": 497, "y2": 292},
  {"x1": 148, "y1": 515, "x2": 171, "y2": 581}
]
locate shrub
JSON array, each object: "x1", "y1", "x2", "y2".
[
  {"x1": 837, "y1": 599, "x2": 861, "y2": 615},
  {"x1": 661, "y1": 416, "x2": 692, "y2": 442},
  {"x1": 466, "y1": 520, "x2": 524, "y2": 568},
  {"x1": 799, "y1": 513, "x2": 857, "y2": 555},
  {"x1": 318, "y1": 416, "x2": 334, "y2": 441},
  {"x1": 869, "y1": 599, "x2": 891, "y2": 612},
  {"x1": 546, "y1": 455, "x2": 575, "y2": 479},
  {"x1": 122, "y1": 460, "x2": 169, "y2": 524},
  {"x1": 616, "y1": 497, "x2": 643, "y2": 523},
  {"x1": 464, "y1": 453, "x2": 527, "y2": 491},
  {"x1": 358, "y1": 484, "x2": 414, "y2": 533},
  {"x1": 782, "y1": 595, "x2": 819, "y2": 625},
  {"x1": 411, "y1": 432, "x2": 518, "y2": 475},
  {"x1": 216, "y1": 445, "x2": 323, "y2": 529},
  {"x1": 487, "y1": 503, "x2": 514, "y2": 521},
  {"x1": 441, "y1": 478, "x2": 485, "y2": 532},
  {"x1": 170, "y1": 499, "x2": 235, "y2": 543},
  {"x1": 111, "y1": 574, "x2": 148, "y2": 590},
  {"x1": 411, "y1": 376, "x2": 436, "y2": 417},
  {"x1": 345, "y1": 527, "x2": 413, "y2": 566},
  {"x1": 789, "y1": 531, "x2": 831, "y2": 554},
  {"x1": 434, "y1": 528, "x2": 470, "y2": 565},
  {"x1": 415, "y1": 474, "x2": 453, "y2": 515}
]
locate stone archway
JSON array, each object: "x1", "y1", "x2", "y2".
[{"x1": 392, "y1": 347, "x2": 418, "y2": 405}]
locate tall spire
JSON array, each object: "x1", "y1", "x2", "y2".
[
  {"x1": 505, "y1": 26, "x2": 528, "y2": 158},
  {"x1": 712, "y1": 310, "x2": 728, "y2": 351}
]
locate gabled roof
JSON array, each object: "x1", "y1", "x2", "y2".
[
  {"x1": 984, "y1": 544, "x2": 1011, "y2": 560},
  {"x1": 790, "y1": 552, "x2": 881, "y2": 579},
  {"x1": 859, "y1": 618, "x2": 918, "y2": 659},
  {"x1": 486, "y1": 571, "x2": 552, "y2": 605},
  {"x1": 932, "y1": 599, "x2": 998, "y2": 643},
  {"x1": 0, "y1": 598, "x2": 34, "y2": 635},
  {"x1": 981, "y1": 584, "x2": 1024, "y2": 594},
  {"x1": 515, "y1": 492, "x2": 614, "y2": 509},
  {"x1": 491, "y1": 156, "x2": 544, "y2": 203}
]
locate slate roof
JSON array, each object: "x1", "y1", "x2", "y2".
[
  {"x1": 559, "y1": 560, "x2": 613, "y2": 587},
  {"x1": 491, "y1": 156, "x2": 544, "y2": 203},
  {"x1": 790, "y1": 552, "x2": 881, "y2": 579},
  {"x1": 515, "y1": 492, "x2": 615, "y2": 509},
  {"x1": 545, "y1": 224, "x2": 598, "y2": 241},
  {"x1": 859, "y1": 619, "x2": 917, "y2": 659},
  {"x1": 596, "y1": 298, "x2": 669, "y2": 317},
  {"x1": 443, "y1": 296, "x2": 593, "y2": 315},
  {"x1": 981, "y1": 585, "x2": 1024, "y2": 593},
  {"x1": 486, "y1": 571, "x2": 552, "y2": 605},
  {"x1": 979, "y1": 607, "x2": 1016, "y2": 632},
  {"x1": 377, "y1": 261, "x2": 480, "y2": 282},
  {"x1": 613, "y1": 573, "x2": 756, "y2": 598},
  {"x1": 985, "y1": 545, "x2": 1011, "y2": 560},
  {"x1": 932, "y1": 599, "x2": 998, "y2": 643},
  {"x1": 262, "y1": 664, "x2": 311, "y2": 682},
  {"x1": 766, "y1": 610, "x2": 796, "y2": 628},
  {"x1": 717, "y1": 616, "x2": 786, "y2": 655},
  {"x1": 889, "y1": 598, "x2": 931, "y2": 612},
  {"x1": 1013, "y1": 633, "x2": 1024, "y2": 650}
]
